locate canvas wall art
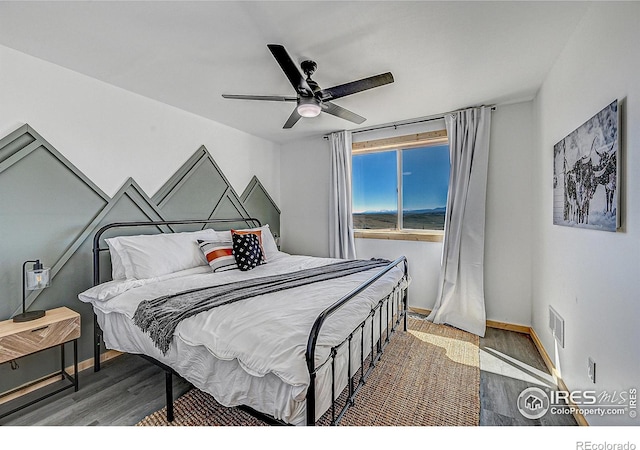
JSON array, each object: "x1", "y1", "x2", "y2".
[{"x1": 553, "y1": 100, "x2": 619, "y2": 231}]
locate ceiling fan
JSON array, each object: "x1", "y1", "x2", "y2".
[{"x1": 222, "y1": 44, "x2": 394, "y2": 129}]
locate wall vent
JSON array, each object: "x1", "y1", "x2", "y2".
[{"x1": 549, "y1": 306, "x2": 565, "y2": 348}]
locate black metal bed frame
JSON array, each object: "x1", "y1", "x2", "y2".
[{"x1": 91, "y1": 218, "x2": 408, "y2": 426}]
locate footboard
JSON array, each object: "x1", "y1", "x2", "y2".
[{"x1": 305, "y1": 256, "x2": 408, "y2": 425}]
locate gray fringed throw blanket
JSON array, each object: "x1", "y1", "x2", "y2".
[{"x1": 133, "y1": 259, "x2": 391, "y2": 355}]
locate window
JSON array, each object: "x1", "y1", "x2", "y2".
[{"x1": 351, "y1": 131, "x2": 449, "y2": 240}]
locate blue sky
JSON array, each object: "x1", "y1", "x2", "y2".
[{"x1": 352, "y1": 145, "x2": 449, "y2": 213}]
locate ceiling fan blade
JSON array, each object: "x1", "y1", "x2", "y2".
[
  {"x1": 322, "y1": 102, "x2": 366, "y2": 124},
  {"x1": 267, "y1": 44, "x2": 312, "y2": 95},
  {"x1": 283, "y1": 107, "x2": 302, "y2": 129},
  {"x1": 222, "y1": 94, "x2": 297, "y2": 102},
  {"x1": 319, "y1": 72, "x2": 394, "y2": 101}
]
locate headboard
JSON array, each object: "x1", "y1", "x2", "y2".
[{"x1": 91, "y1": 217, "x2": 261, "y2": 286}]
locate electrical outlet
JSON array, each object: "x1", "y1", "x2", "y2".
[{"x1": 588, "y1": 357, "x2": 596, "y2": 383}]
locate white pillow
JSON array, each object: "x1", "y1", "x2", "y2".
[
  {"x1": 259, "y1": 224, "x2": 280, "y2": 259},
  {"x1": 225, "y1": 224, "x2": 279, "y2": 261},
  {"x1": 106, "y1": 240, "x2": 128, "y2": 280},
  {"x1": 105, "y1": 229, "x2": 217, "y2": 280}
]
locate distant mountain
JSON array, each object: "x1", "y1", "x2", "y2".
[
  {"x1": 355, "y1": 207, "x2": 445, "y2": 215},
  {"x1": 356, "y1": 209, "x2": 396, "y2": 214},
  {"x1": 404, "y1": 207, "x2": 446, "y2": 214}
]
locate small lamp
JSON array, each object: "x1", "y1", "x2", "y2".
[{"x1": 13, "y1": 259, "x2": 49, "y2": 322}]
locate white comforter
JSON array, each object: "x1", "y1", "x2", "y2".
[{"x1": 79, "y1": 252, "x2": 406, "y2": 423}]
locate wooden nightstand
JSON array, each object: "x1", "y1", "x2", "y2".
[{"x1": 0, "y1": 306, "x2": 80, "y2": 419}]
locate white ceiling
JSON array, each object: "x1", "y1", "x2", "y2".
[{"x1": 0, "y1": 1, "x2": 590, "y2": 144}]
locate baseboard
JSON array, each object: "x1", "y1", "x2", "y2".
[
  {"x1": 409, "y1": 307, "x2": 531, "y2": 334},
  {"x1": 528, "y1": 327, "x2": 559, "y2": 380},
  {"x1": 485, "y1": 319, "x2": 530, "y2": 334},
  {"x1": 408, "y1": 306, "x2": 588, "y2": 426},
  {"x1": 0, "y1": 350, "x2": 121, "y2": 406},
  {"x1": 409, "y1": 306, "x2": 431, "y2": 316}
]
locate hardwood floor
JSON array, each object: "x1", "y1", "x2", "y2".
[
  {"x1": 0, "y1": 352, "x2": 191, "y2": 426},
  {"x1": 479, "y1": 327, "x2": 577, "y2": 426},
  {"x1": 0, "y1": 326, "x2": 577, "y2": 426}
]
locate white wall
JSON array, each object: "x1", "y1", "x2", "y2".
[
  {"x1": 484, "y1": 102, "x2": 533, "y2": 326},
  {"x1": 280, "y1": 136, "x2": 331, "y2": 257},
  {"x1": 532, "y1": 3, "x2": 640, "y2": 425},
  {"x1": 280, "y1": 102, "x2": 534, "y2": 322},
  {"x1": 0, "y1": 45, "x2": 280, "y2": 201}
]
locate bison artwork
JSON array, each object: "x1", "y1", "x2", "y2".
[{"x1": 553, "y1": 100, "x2": 618, "y2": 231}]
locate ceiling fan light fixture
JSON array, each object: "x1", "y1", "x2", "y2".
[{"x1": 297, "y1": 98, "x2": 321, "y2": 117}]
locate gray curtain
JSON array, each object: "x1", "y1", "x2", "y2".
[
  {"x1": 328, "y1": 130, "x2": 357, "y2": 259},
  {"x1": 427, "y1": 106, "x2": 491, "y2": 337}
]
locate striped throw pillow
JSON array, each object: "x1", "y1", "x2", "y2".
[{"x1": 198, "y1": 239, "x2": 237, "y2": 272}]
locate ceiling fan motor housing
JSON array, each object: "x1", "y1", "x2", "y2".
[{"x1": 301, "y1": 60, "x2": 317, "y2": 78}]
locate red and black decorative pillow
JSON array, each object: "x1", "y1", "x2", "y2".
[
  {"x1": 231, "y1": 232, "x2": 264, "y2": 271},
  {"x1": 231, "y1": 229, "x2": 267, "y2": 262}
]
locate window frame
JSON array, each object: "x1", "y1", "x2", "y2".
[{"x1": 351, "y1": 129, "x2": 448, "y2": 242}]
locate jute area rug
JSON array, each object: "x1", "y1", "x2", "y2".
[{"x1": 137, "y1": 316, "x2": 480, "y2": 426}]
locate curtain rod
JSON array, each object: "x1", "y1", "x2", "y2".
[{"x1": 322, "y1": 104, "x2": 496, "y2": 139}]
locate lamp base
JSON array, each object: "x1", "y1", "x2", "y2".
[{"x1": 13, "y1": 310, "x2": 46, "y2": 323}]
